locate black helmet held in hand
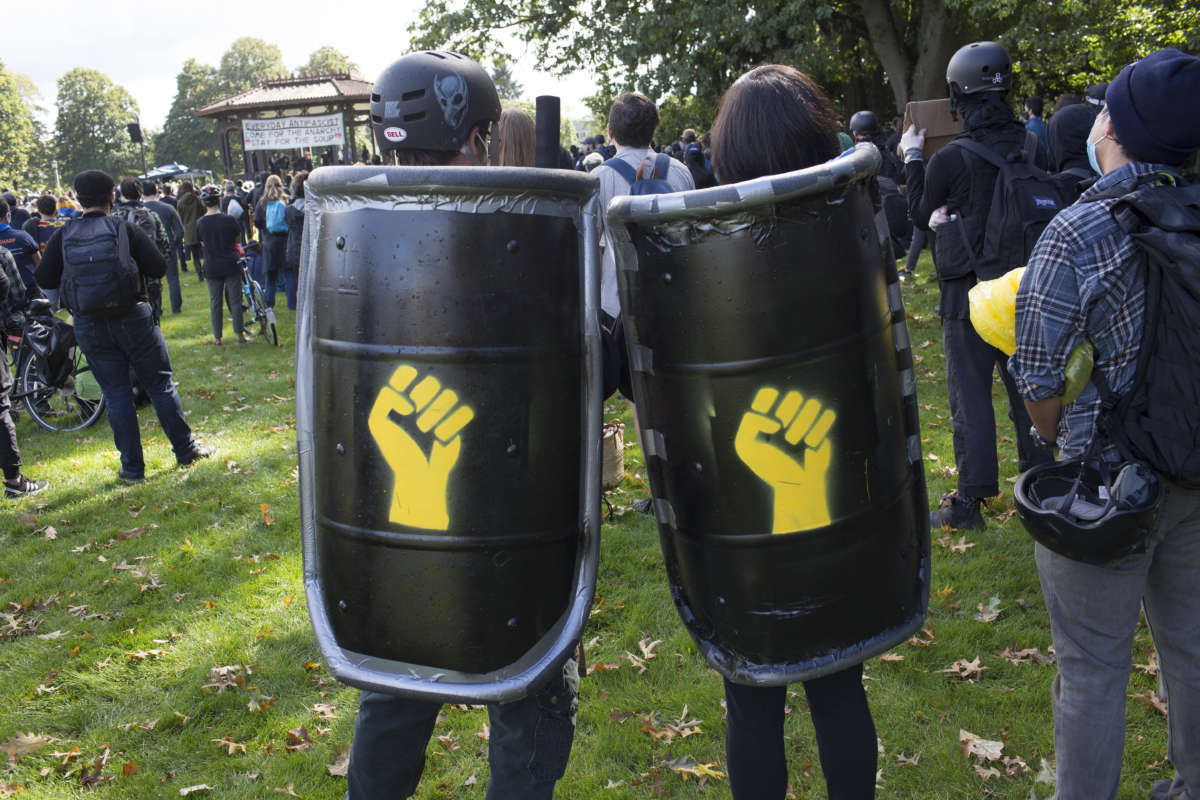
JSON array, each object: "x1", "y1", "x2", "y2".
[
  {"x1": 849, "y1": 110, "x2": 881, "y2": 138},
  {"x1": 199, "y1": 184, "x2": 222, "y2": 205},
  {"x1": 946, "y1": 41, "x2": 1012, "y2": 98},
  {"x1": 370, "y1": 51, "x2": 502, "y2": 154},
  {"x1": 1014, "y1": 457, "x2": 1161, "y2": 565}
]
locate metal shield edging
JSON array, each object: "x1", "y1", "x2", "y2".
[
  {"x1": 607, "y1": 143, "x2": 931, "y2": 686},
  {"x1": 297, "y1": 166, "x2": 602, "y2": 704}
]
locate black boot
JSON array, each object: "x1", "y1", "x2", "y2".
[{"x1": 930, "y1": 492, "x2": 985, "y2": 531}]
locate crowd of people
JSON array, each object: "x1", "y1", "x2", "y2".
[{"x1": 1, "y1": 37, "x2": 1198, "y2": 800}]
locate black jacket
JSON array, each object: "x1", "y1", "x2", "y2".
[
  {"x1": 35, "y1": 211, "x2": 166, "y2": 305},
  {"x1": 284, "y1": 199, "x2": 305, "y2": 270}
]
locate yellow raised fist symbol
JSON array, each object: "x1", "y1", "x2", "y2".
[
  {"x1": 368, "y1": 365, "x2": 475, "y2": 531},
  {"x1": 734, "y1": 386, "x2": 837, "y2": 534}
]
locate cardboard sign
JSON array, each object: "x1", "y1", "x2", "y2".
[{"x1": 903, "y1": 99, "x2": 964, "y2": 160}]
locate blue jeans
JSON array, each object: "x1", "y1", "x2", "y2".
[
  {"x1": 278, "y1": 268, "x2": 297, "y2": 310},
  {"x1": 1038, "y1": 480, "x2": 1200, "y2": 800},
  {"x1": 346, "y1": 657, "x2": 579, "y2": 799},
  {"x1": 73, "y1": 302, "x2": 195, "y2": 475}
]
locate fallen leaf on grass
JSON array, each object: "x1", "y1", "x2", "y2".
[
  {"x1": 464, "y1": 774, "x2": 478, "y2": 787},
  {"x1": 662, "y1": 755, "x2": 725, "y2": 784},
  {"x1": 179, "y1": 786, "x2": 211, "y2": 796},
  {"x1": 1130, "y1": 691, "x2": 1167, "y2": 716},
  {"x1": 638, "y1": 636, "x2": 663, "y2": 660},
  {"x1": 974, "y1": 764, "x2": 1002, "y2": 781},
  {"x1": 586, "y1": 661, "x2": 620, "y2": 676},
  {"x1": 996, "y1": 647, "x2": 1055, "y2": 666},
  {"x1": 436, "y1": 733, "x2": 460, "y2": 751},
  {"x1": 271, "y1": 784, "x2": 300, "y2": 797},
  {"x1": 907, "y1": 627, "x2": 936, "y2": 647},
  {"x1": 79, "y1": 747, "x2": 110, "y2": 787},
  {"x1": 975, "y1": 595, "x2": 1002, "y2": 623},
  {"x1": 475, "y1": 723, "x2": 490, "y2": 742},
  {"x1": 950, "y1": 536, "x2": 976, "y2": 554},
  {"x1": 895, "y1": 753, "x2": 920, "y2": 766},
  {"x1": 1135, "y1": 651, "x2": 1159, "y2": 676},
  {"x1": 327, "y1": 746, "x2": 350, "y2": 777},
  {"x1": 285, "y1": 727, "x2": 312, "y2": 752},
  {"x1": 941, "y1": 657, "x2": 988, "y2": 682},
  {"x1": 641, "y1": 705, "x2": 703, "y2": 744},
  {"x1": 879, "y1": 653, "x2": 905, "y2": 662},
  {"x1": 0, "y1": 783, "x2": 23, "y2": 795},
  {"x1": 1, "y1": 733, "x2": 53, "y2": 764},
  {"x1": 311, "y1": 703, "x2": 337, "y2": 719},
  {"x1": 1003, "y1": 755, "x2": 1031, "y2": 776},
  {"x1": 212, "y1": 736, "x2": 246, "y2": 755},
  {"x1": 122, "y1": 762, "x2": 140, "y2": 777},
  {"x1": 247, "y1": 693, "x2": 276, "y2": 713},
  {"x1": 260, "y1": 504, "x2": 274, "y2": 526},
  {"x1": 959, "y1": 729, "x2": 1004, "y2": 762}
]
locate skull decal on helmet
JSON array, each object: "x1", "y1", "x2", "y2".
[{"x1": 434, "y1": 74, "x2": 469, "y2": 129}]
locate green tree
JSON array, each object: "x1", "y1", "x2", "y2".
[
  {"x1": 156, "y1": 58, "x2": 224, "y2": 174},
  {"x1": 219, "y1": 37, "x2": 286, "y2": 94},
  {"x1": 302, "y1": 46, "x2": 359, "y2": 76},
  {"x1": 491, "y1": 60, "x2": 524, "y2": 101},
  {"x1": 0, "y1": 61, "x2": 40, "y2": 188},
  {"x1": 53, "y1": 68, "x2": 140, "y2": 179},
  {"x1": 411, "y1": 0, "x2": 1200, "y2": 120}
]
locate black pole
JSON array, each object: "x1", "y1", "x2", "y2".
[
  {"x1": 139, "y1": 139, "x2": 147, "y2": 178},
  {"x1": 535, "y1": 95, "x2": 560, "y2": 169}
]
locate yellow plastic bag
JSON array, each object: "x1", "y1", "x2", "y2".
[{"x1": 968, "y1": 267, "x2": 1026, "y2": 355}]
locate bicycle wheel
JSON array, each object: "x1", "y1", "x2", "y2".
[
  {"x1": 21, "y1": 346, "x2": 106, "y2": 432},
  {"x1": 249, "y1": 281, "x2": 278, "y2": 347}
]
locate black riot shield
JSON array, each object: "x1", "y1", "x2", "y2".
[
  {"x1": 298, "y1": 166, "x2": 602, "y2": 703},
  {"x1": 608, "y1": 144, "x2": 930, "y2": 685}
]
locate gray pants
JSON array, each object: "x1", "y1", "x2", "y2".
[
  {"x1": 1037, "y1": 479, "x2": 1200, "y2": 800},
  {"x1": 206, "y1": 275, "x2": 243, "y2": 340}
]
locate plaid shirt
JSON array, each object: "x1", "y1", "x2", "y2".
[{"x1": 1010, "y1": 161, "x2": 1179, "y2": 458}]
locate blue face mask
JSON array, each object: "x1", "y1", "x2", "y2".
[{"x1": 1086, "y1": 134, "x2": 1102, "y2": 175}]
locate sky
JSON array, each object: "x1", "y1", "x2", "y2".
[{"x1": 3, "y1": 0, "x2": 595, "y2": 132}]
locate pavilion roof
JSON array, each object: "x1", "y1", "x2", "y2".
[{"x1": 196, "y1": 70, "x2": 373, "y2": 118}]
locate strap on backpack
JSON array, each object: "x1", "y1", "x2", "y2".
[{"x1": 600, "y1": 157, "x2": 637, "y2": 185}]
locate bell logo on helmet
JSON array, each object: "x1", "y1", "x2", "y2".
[
  {"x1": 383, "y1": 127, "x2": 408, "y2": 142},
  {"x1": 992, "y1": 72, "x2": 1005, "y2": 85},
  {"x1": 434, "y1": 73, "x2": 469, "y2": 128}
]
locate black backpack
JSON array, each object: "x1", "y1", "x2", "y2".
[
  {"x1": 949, "y1": 135, "x2": 1073, "y2": 279},
  {"x1": 60, "y1": 216, "x2": 142, "y2": 317},
  {"x1": 1093, "y1": 178, "x2": 1200, "y2": 488}
]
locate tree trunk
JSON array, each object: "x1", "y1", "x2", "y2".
[
  {"x1": 858, "y1": 0, "x2": 912, "y2": 112},
  {"x1": 909, "y1": 0, "x2": 961, "y2": 100}
]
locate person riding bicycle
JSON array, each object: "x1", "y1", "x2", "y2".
[
  {"x1": 196, "y1": 184, "x2": 248, "y2": 345},
  {"x1": 0, "y1": 247, "x2": 49, "y2": 498}
]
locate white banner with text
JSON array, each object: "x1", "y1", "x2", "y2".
[{"x1": 242, "y1": 113, "x2": 345, "y2": 151}]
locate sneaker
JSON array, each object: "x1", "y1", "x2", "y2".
[
  {"x1": 5, "y1": 474, "x2": 49, "y2": 498},
  {"x1": 117, "y1": 468, "x2": 145, "y2": 484},
  {"x1": 898, "y1": 267, "x2": 914, "y2": 280},
  {"x1": 178, "y1": 444, "x2": 216, "y2": 466},
  {"x1": 630, "y1": 497, "x2": 654, "y2": 515},
  {"x1": 212, "y1": 338, "x2": 222, "y2": 346},
  {"x1": 237, "y1": 332, "x2": 251, "y2": 344},
  {"x1": 930, "y1": 492, "x2": 985, "y2": 530},
  {"x1": 1150, "y1": 777, "x2": 1196, "y2": 800}
]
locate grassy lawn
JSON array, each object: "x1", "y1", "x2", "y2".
[{"x1": 0, "y1": 255, "x2": 1170, "y2": 799}]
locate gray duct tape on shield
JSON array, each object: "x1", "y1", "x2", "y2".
[
  {"x1": 608, "y1": 143, "x2": 931, "y2": 685},
  {"x1": 297, "y1": 166, "x2": 602, "y2": 703}
]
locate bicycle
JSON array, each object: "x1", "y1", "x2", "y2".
[
  {"x1": 4, "y1": 298, "x2": 105, "y2": 432},
  {"x1": 237, "y1": 256, "x2": 278, "y2": 347}
]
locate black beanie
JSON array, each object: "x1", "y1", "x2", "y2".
[
  {"x1": 73, "y1": 170, "x2": 115, "y2": 207},
  {"x1": 1106, "y1": 48, "x2": 1200, "y2": 166}
]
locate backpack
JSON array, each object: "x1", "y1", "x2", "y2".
[
  {"x1": 948, "y1": 134, "x2": 1074, "y2": 279},
  {"x1": 602, "y1": 153, "x2": 676, "y2": 196},
  {"x1": 60, "y1": 216, "x2": 142, "y2": 317},
  {"x1": 1086, "y1": 178, "x2": 1200, "y2": 488},
  {"x1": 0, "y1": 249, "x2": 25, "y2": 330},
  {"x1": 113, "y1": 203, "x2": 171, "y2": 261},
  {"x1": 265, "y1": 199, "x2": 287, "y2": 233}
]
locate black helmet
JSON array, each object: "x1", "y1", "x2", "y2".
[
  {"x1": 946, "y1": 41, "x2": 1012, "y2": 98},
  {"x1": 370, "y1": 51, "x2": 501, "y2": 153},
  {"x1": 849, "y1": 110, "x2": 881, "y2": 137},
  {"x1": 199, "y1": 184, "x2": 222, "y2": 205},
  {"x1": 1014, "y1": 458, "x2": 1161, "y2": 564}
]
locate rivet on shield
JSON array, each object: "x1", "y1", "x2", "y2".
[
  {"x1": 506, "y1": 239, "x2": 519, "y2": 253},
  {"x1": 336, "y1": 235, "x2": 346, "y2": 250},
  {"x1": 663, "y1": 273, "x2": 672, "y2": 283},
  {"x1": 507, "y1": 617, "x2": 519, "y2": 629},
  {"x1": 336, "y1": 443, "x2": 345, "y2": 455},
  {"x1": 506, "y1": 442, "x2": 519, "y2": 456},
  {"x1": 693, "y1": 462, "x2": 703, "y2": 472},
  {"x1": 716, "y1": 596, "x2": 726, "y2": 605},
  {"x1": 338, "y1": 600, "x2": 348, "y2": 611}
]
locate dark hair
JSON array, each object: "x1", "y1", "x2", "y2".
[
  {"x1": 143, "y1": 182, "x2": 159, "y2": 196},
  {"x1": 119, "y1": 177, "x2": 142, "y2": 200},
  {"x1": 388, "y1": 149, "x2": 452, "y2": 167},
  {"x1": 180, "y1": 180, "x2": 194, "y2": 194},
  {"x1": 0, "y1": 199, "x2": 8, "y2": 219},
  {"x1": 608, "y1": 93, "x2": 659, "y2": 148},
  {"x1": 1025, "y1": 95, "x2": 1044, "y2": 117},
  {"x1": 1053, "y1": 93, "x2": 1083, "y2": 113},
  {"x1": 710, "y1": 65, "x2": 840, "y2": 184},
  {"x1": 1, "y1": 192, "x2": 15, "y2": 207},
  {"x1": 36, "y1": 194, "x2": 56, "y2": 216},
  {"x1": 291, "y1": 171, "x2": 309, "y2": 200}
]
